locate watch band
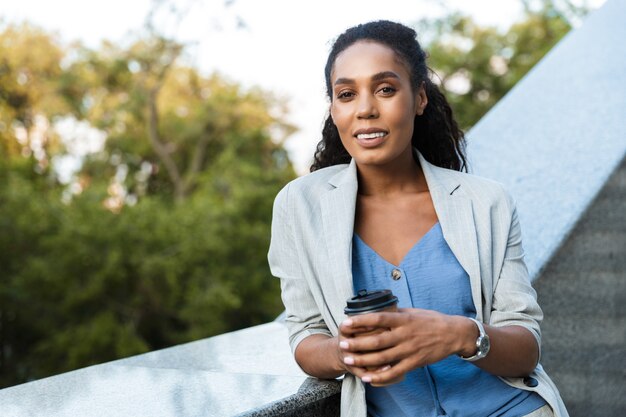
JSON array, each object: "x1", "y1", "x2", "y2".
[{"x1": 460, "y1": 317, "x2": 490, "y2": 362}]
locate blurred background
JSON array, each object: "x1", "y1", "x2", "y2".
[{"x1": 0, "y1": 0, "x2": 603, "y2": 388}]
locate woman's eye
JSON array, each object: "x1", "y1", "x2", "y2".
[
  {"x1": 337, "y1": 91, "x2": 354, "y2": 100},
  {"x1": 379, "y1": 86, "x2": 396, "y2": 95}
]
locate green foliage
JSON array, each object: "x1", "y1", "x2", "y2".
[
  {"x1": 0, "y1": 20, "x2": 294, "y2": 388},
  {"x1": 0, "y1": 170, "x2": 285, "y2": 386},
  {"x1": 418, "y1": 0, "x2": 581, "y2": 129}
]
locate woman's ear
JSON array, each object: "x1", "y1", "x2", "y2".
[{"x1": 415, "y1": 82, "x2": 428, "y2": 115}]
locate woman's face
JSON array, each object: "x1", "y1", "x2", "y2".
[{"x1": 330, "y1": 41, "x2": 427, "y2": 168}]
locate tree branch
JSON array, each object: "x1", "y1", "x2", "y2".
[
  {"x1": 147, "y1": 86, "x2": 184, "y2": 201},
  {"x1": 182, "y1": 131, "x2": 212, "y2": 196}
]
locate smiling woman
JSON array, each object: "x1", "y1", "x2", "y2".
[
  {"x1": 329, "y1": 42, "x2": 427, "y2": 169},
  {"x1": 268, "y1": 20, "x2": 568, "y2": 417},
  {"x1": 311, "y1": 22, "x2": 467, "y2": 175}
]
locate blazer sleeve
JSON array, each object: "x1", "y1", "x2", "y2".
[
  {"x1": 489, "y1": 190, "x2": 544, "y2": 358},
  {"x1": 268, "y1": 184, "x2": 332, "y2": 355}
]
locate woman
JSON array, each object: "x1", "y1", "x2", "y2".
[{"x1": 268, "y1": 20, "x2": 568, "y2": 417}]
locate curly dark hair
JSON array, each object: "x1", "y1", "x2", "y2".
[{"x1": 310, "y1": 20, "x2": 467, "y2": 173}]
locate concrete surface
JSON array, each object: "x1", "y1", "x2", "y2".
[
  {"x1": 534, "y1": 156, "x2": 626, "y2": 417},
  {"x1": 0, "y1": 322, "x2": 340, "y2": 417},
  {"x1": 467, "y1": 0, "x2": 626, "y2": 281}
]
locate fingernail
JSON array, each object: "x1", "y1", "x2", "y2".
[
  {"x1": 381, "y1": 365, "x2": 391, "y2": 371},
  {"x1": 362, "y1": 376, "x2": 372, "y2": 383},
  {"x1": 343, "y1": 356, "x2": 354, "y2": 365},
  {"x1": 343, "y1": 319, "x2": 353, "y2": 327},
  {"x1": 339, "y1": 341, "x2": 349, "y2": 349}
]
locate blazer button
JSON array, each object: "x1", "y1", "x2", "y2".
[
  {"x1": 523, "y1": 377, "x2": 539, "y2": 388},
  {"x1": 391, "y1": 269, "x2": 402, "y2": 280}
]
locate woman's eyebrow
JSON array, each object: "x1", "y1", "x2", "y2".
[
  {"x1": 371, "y1": 71, "x2": 400, "y2": 82},
  {"x1": 334, "y1": 71, "x2": 401, "y2": 86}
]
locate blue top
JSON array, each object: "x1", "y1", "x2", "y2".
[{"x1": 351, "y1": 222, "x2": 546, "y2": 417}]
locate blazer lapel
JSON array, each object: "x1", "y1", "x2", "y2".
[
  {"x1": 419, "y1": 153, "x2": 484, "y2": 319},
  {"x1": 320, "y1": 160, "x2": 359, "y2": 330}
]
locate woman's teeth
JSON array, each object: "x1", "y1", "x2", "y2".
[{"x1": 357, "y1": 132, "x2": 386, "y2": 140}]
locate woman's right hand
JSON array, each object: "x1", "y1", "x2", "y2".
[
  {"x1": 337, "y1": 321, "x2": 397, "y2": 385},
  {"x1": 294, "y1": 333, "x2": 363, "y2": 379},
  {"x1": 292, "y1": 326, "x2": 393, "y2": 382}
]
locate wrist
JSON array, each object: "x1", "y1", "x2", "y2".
[
  {"x1": 332, "y1": 337, "x2": 349, "y2": 375},
  {"x1": 454, "y1": 316, "x2": 480, "y2": 357},
  {"x1": 459, "y1": 317, "x2": 491, "y2": 361}
]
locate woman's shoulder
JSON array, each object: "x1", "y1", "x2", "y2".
[
  {"x1": 428, "y1": 164, "x2": 515, "y2": 208},
  {"x1": 274, "y1": 163, "x2": 350, "y2": 205},
  {"x1": 454, "y1": 168, "x2": 508, "y2": 192},
  {"x1": 291, "y1": 164, "x2": 349, "y2": 188}
]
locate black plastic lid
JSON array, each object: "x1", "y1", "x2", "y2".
[{"x1": 344, "y1": 289, "x2": 398, "y2": 315}]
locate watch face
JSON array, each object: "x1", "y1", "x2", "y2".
[{"x1": 479, "y1": 336, "x2": 490, "y2": 354}]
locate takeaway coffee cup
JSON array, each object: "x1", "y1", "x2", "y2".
[
  {"x1": 344, "y1": 289, "x2": 402, "y2": 382},
  {"x1": 344, "y1": 289, "x2": 399, "y2": 336},
  {"x1": 344, "y1": 289, "x2": 399, "y2": 316}
]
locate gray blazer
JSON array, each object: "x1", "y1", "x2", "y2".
[{"x1": 268, "y1": 152, "x2": 568, "y2": 417}]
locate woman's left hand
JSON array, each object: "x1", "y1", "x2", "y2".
[{"x1": 339, "y1": 308, "x2": 471, "y2": 386}]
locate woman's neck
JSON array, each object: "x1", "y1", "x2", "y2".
[{"x1": 356, "y1": 151, "x2": 427, "y2": 197}]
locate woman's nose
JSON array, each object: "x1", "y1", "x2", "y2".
[{"x1": 356, "y1": 95, "x2": 379, "y2": 119}]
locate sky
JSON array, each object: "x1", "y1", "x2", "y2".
[{"x1": 1, "y1": 0, "x2": 606, "y2": 174}]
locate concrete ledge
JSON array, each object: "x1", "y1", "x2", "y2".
[
  {"x1": 0, "y1": 322, "x2": 340, "y2": 417},
  {"x1": 467, "y1": 0, "x2": 626, "y2": 281},
  {"x1": 237, "y1": 377, "x2": 340, "y2": 417}
]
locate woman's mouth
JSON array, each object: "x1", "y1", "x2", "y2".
[
  {"x1": 356, "y1": 132, "x2": 386, "y2": 140},
  {"x1": 355, "y1": 131, "x2": 388, "y2": 147}
]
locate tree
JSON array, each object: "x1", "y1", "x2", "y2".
[
  {"x1": 0, "y1": 21, "x2": 295, "y2": 388},
  {"x1": 63, "y1": 36, "x2": 294, "y2": 204},
  {"x1": 417, "y1": 0, "x2": 585, "y2": 130}
]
